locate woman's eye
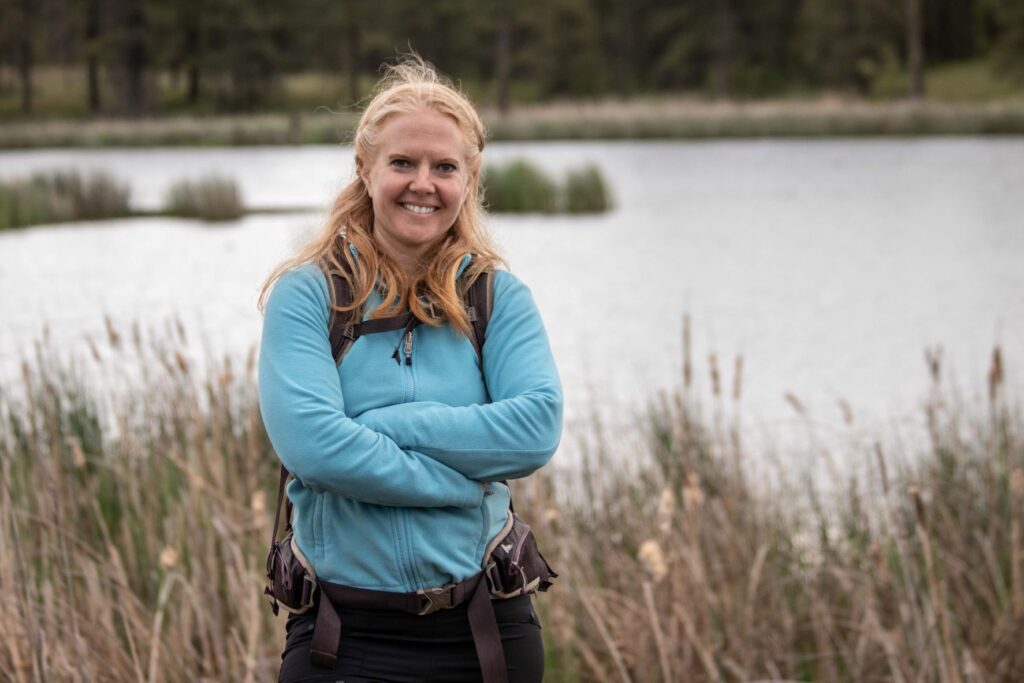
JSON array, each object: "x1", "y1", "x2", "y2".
[
  {"x1": 390, "y1": 159, "x2": 410, "y2": 168},
  {"x1": 438, "y1": 163, "x2": 457, "y2": 173}
]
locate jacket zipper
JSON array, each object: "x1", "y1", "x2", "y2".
[
  {"x1": 403, "y1": 330, "x2": 414, "y2": 365},
  {"x1": 398, "y1": 327, "x2": 418, "y2": 586}
]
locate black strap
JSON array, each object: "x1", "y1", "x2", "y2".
[
  {"x1": 310, "y1": 589, "x2": 341, "y2": 668},
  {"x1": 468, "y1": 574, "x2": 508, "y2": 683},
  {"x1": 466, "y1": 271, "x2": 493, "y2": 364},
  {"x1": 269, "y1": 465, "x2": 289, "y2": 547},
  {"x1": 310, "y1": 574, "x2": 508, "y2": 683},
  {"x1": 327, "y1": 253, "x2": 493, "y2": 368}
]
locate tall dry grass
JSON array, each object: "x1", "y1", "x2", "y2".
[
  {"x1": 0, "y1": 316, "x2": 1020, "y2": 682},
  {"x1": 530, "y1": 320, "x2": 1023, "y2": 683},
  {"x1": 4, "y1": 100, "x2": 1024, "y2": 150},
  {"x1": 0, "y1": 321, "x2": 280, "y2": 681}
]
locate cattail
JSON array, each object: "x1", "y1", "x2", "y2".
[
  {"x1": 988, "y1": 346, "x2": 1003, "y2": 402},
  {"x1": 875, "y1": 442, "x2": 889, "y2": 495},
  {"x1": 85, "y1": 335, "x2": 102, "y2": 363},
  {"x1": 246, "y1": 345, "x2": 257, "y2": 375},
  {"x1": 250, "y1": 490, "x2": 266, "y2": 515},
  {"x1": 784, "y1": 392, "x2": 806, "y2": 417},
  {"x1": 838, "y1": 399, "x2": 853, "y2": 425},
  {"x1": 159, "y1": 547, "x2": 179, "y2": 569},
  {"x1": 657, "y1": 486, "x2": 676, "y2": 533},
  {"x1": 683, "y1": 471, "x2": 704, "y2": 509},
  {"x1": 925, "y1": 346, "x2": 942, "y2": 384},
  {"x1": 174, "y1": 350, "x2": 190, "y2": 375},
  {"x1": 708, "y1": 353, "x2": 720, "y2": 397},
  {"x1": 910, "y1": 486, "x2": 926, "y2": 527},
  {"x1": 104, "y1": 314, "x2": 121, "y2": 349},
  {"x1": 67, "y1": 437, "x2": 87, "y2": 469},
  {"x1": 638, "y1": 539, "x2": 668, "y2": 582}
]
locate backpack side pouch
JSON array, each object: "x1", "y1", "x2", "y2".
[
  {"x1": 483, "y1": 511, "x2": 558, "y2": 599},
  {"x1": 265, "y1": 531, "x2": 318, "y2": 615}
]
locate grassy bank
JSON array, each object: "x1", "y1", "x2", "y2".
[
  {"x1": 0, "y1": 320, "x2": 1020, "y2": 681},
  {"x1": 3, "y1": 99, "x2": 1024, "y2": 150}
]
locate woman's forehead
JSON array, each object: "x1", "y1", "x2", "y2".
[{"x1": 378, "y1": 110, "x2": 466, "y2": 152}]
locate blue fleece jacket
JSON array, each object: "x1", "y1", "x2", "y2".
[{"x1": 257, "y1": 256, "x2": 563, "y2": 591}]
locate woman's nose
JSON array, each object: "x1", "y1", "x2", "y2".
[{"x1": 409, "y1": 164, "x2": 434, "y2": 193}]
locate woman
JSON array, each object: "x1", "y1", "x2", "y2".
[{"x1": 257, "y1": 56, "x2": 562, "y2": 683}]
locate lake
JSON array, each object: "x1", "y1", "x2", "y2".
[{"x1": 1, "y1": 139, "x2": 1022, "y2": 465}]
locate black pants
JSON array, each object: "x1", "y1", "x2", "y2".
[{"x1": 278, "y1": 593, "x2": 544, "y2": 683}]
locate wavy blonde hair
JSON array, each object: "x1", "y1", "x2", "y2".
[{"x1": 257, "y1": 55, "x2": 504, "y2": 338}]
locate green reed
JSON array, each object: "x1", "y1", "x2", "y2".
[
  {"x1": 0, "y1": 170, "x2": 132, "y2": 230},
  {"x1": 163, "y1": 176, "x2": 245, "y2": 222},
  {"x1": 0, "y1": 315, "x2": 1019, "y2": 681},
  {"x1": 483, "y1": 160, "x2": 611, "y2": 214}
]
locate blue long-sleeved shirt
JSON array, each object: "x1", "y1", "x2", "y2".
[{"x1": 258, "y1": 256, "x2": 562, "y2": 591}]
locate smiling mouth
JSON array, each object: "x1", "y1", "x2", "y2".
[{"x1": 401, "y1": 203, "x2": 438, "y2": 215}]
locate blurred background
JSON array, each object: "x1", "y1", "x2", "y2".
[
  {"x1": 2, "y1": 0, "x2": 1021, "y2": 453},
  {"x1": 2, "y1": 0, "x2": 1024, "y2": 115},
  {"x1": 2, "y1": 2, "x2": 1024, "y2": 681}
]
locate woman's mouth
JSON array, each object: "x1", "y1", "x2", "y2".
[{"x1": 401, "y1": 203, "x2": 438, "y2": 215}]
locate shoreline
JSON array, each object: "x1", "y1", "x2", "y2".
[{"x1": 3, "y1": 99, "x2": 1024, "y2": 149}]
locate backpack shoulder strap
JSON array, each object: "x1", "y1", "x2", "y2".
[
  {"x1": 325, "y1": 258, "x2": 361, "y2": 366},
  {"x1": 465, "y1": 270, "x2": 493, "y2": 364}
]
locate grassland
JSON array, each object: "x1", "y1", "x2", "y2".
[
  {"x1": 3, "y1": 61, "x2": 1024, "y2": 149},
  {"x1": 0, "y1": 317, "x2": 1020, "y2": 682},
  {"x1": 3, "y1": 98, "x2": 1024, "y2": 150}
]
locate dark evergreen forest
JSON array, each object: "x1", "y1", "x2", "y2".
[{"x1": 1, "y1": 0, "x2": 1023, "y2": 116}]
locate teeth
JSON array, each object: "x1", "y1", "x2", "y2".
[{"x1": 402, "y1": 203, "x2": 437, "y2": 215}]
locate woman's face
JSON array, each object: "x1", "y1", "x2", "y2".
[{"x1": 361, "y1": 108, "x2": 472, "y2": 269}]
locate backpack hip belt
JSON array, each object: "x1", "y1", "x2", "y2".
[{"x1": 309, "y1": 571, "x2": 505, "y2": 682}]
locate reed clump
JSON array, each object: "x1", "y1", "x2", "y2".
[
  {"x1": 0, "y1": 170, "x2": 132, "y2": 230},
  {"x1": 483, "y1": 160, "x2": 559, "y2": 213},
  {"x1": 0, "y1": 319, "x2": 1019, "y2": 681},
  {"x1": 163, "y1": 175, "x2": 245, "y2": 221},
  {"x1": 483, "y1": 159, "x2": 611, "y2": 214},
  {"x1": 565, "y1": 164, "x2": 610, "y2": 213}
]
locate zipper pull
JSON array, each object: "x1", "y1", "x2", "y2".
[{"x1": 404, "y1": 330, "x2": 414, "y2": 366}]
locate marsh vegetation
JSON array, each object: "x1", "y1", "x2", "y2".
[
  {"x1": 0, "y1": 317, "x2": 1019, "y2": 682},
  {"x1": 484, "y1": 160, "x2": 611, "y2": 214}
]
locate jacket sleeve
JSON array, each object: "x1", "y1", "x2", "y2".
[
  {"x1": 258, "y1": 265, "x2": 484, "y2": 508},
  {"x1": 352, "y1": 271, "x2": 563, "y2": 482}
]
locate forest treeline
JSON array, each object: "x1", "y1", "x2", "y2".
[{"x1": 2, "y1": 0, "x2": 1024, "y2": 117}]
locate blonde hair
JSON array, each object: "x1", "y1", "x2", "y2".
[{"x1": 257, "y1": 55, "x2": 503, "y2": 338}]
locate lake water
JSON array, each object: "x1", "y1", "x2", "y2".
[{"x1": 1, "y1": 139, "x2": 1022, "y2": 467}]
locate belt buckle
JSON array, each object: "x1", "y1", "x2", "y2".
[{"x1": 416, "y1": 583, "x2": 455, "y2": 615}]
